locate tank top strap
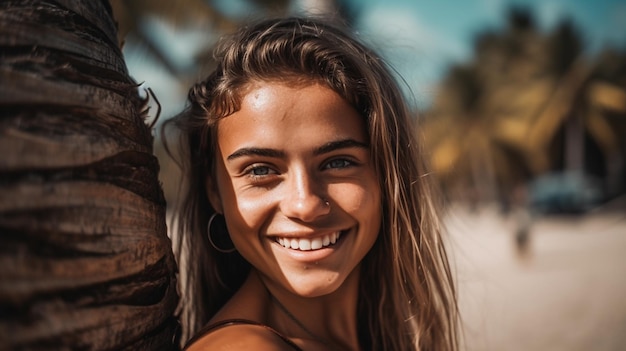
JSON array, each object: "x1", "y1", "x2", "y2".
[{"x1": 184, "y1": 318, "x2": 303, "y2": 351}]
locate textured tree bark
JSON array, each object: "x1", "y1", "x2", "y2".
[{"x1": 0, "y1": 1, "x2": 178, "y2": 350}]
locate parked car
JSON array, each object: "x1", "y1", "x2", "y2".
[{"x1": 528, "y1": 171, "x2": 604, "y2": 214}]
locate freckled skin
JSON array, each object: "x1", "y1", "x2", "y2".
[{"x1": 207, "y1": 82, "x2": 382, "y2": 298}]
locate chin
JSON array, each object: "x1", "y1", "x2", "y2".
[{"x1": 282, "y1": 271, "x2": 346, "y2": 298}]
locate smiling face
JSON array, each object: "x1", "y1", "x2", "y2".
[{"x1": 208, "y1": 81, "x2": 381, "y2": 297}]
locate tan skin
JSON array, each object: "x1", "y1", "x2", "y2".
[{"x1": 188, "y1": 82, "x2": 382, "y2": 350}]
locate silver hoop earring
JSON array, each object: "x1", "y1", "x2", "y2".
[{"x1": 207, "y1": 213, "x2": 237, "y2": 254}]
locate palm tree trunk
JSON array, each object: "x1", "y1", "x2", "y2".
[{"x1": 0, "y1": 1, "x2": 178, "y2": 349}]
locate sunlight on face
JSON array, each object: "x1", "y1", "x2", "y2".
[{"x1": 208, "y1": 82, "x2": 382, "y2": 297}]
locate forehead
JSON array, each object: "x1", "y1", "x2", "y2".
[{"x1": 216, "y1": 82, "x2": 368, "y2": 151}]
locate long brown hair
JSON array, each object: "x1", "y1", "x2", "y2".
[{"x1": 164, "y1": 16, "x2": 458, "y2": 350}]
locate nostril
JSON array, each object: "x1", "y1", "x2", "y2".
[{"x1": 280, "y1": 194, "x2": 330, "y2": 221}]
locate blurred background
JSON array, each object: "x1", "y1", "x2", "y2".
[{"x1": 111, "y1": 0, "x2": 626, "y2": 350}]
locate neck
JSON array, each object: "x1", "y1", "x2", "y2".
[{"x1": 253, "y1": 269, "x2": 361, "y2": 350}]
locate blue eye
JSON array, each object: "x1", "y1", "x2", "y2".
[
  {"x1": 251, "y1": 166, "x2": 271, "y2": 175},
  {"x1": 245, "y1": 164, "x2": 278, "y2": 178},
  {"x1": 325, "y1": 159, "x2": 352, "y2": 169}
]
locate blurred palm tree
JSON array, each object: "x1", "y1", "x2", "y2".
[{"x1": 423, "y1": 7, "x2": 626, "y2": 209}]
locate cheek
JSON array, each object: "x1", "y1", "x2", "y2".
[
  {"x1": 331, "y1": 181, "x2": 382, "y2": 219},
  {"x1": 222, "y1": 190, "x2": 275, "y2": 239},
  {"x1": 235, "y1": 195, "x2": 273, "y2": 227}
]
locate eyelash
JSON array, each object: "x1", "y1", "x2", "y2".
[
  {"x1": 323, "y1": 158, "x2": 355, "y2": 170},
  {"x1": 242, "y1": 157, "x2": 357, "y2": 181},
  {"x1": 244, "y1": 164, "x2": 277, "y2": 179}
]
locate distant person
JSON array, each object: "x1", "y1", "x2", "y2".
[{"x1": 164, "y1": 16, "x2": 459, "y2": 350}]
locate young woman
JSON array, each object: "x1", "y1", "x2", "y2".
[{"x1": 165, "y1": 17, "x2": 458, "y2": 350}]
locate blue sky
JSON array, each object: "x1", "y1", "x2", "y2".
[
  {"x1": 348, "y1": 0, "x2": 626, "y2": 57},
  {"x1": 345, "y1": 0, "x2": 626, "y2": 107}
]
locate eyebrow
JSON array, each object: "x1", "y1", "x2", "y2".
[
  {"x1": 313, "y1": 139, "x2": 369, "y2": 156},
  {"x1": 226, "y1": 139, "x2": 369, "y2": 161},
  {"x1": 227, "y1": 147, "x2": 285, "y2": 160}
]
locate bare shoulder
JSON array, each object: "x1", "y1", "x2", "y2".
[{"x1": 185, "y1": 323, "x2": 296, "y2": 351}]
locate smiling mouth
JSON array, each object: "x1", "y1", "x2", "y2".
[{"x1": 275, "y1": 231, "x2": 342, "y2": 251}]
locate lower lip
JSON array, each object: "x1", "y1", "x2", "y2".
[{"x1": 272, "y1": 232, "x2": 346, "y2": 262}]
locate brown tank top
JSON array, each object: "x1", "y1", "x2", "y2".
[{"x1": 184, "y1": 318, "x2": 303, "y2": 351}]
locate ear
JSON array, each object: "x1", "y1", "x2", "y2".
[{"x1": 205, "y1": 176, "x2": 223, "y2": 214}]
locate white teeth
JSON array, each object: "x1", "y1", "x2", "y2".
[
  {"x1": 299, "y1": 239, "x2": 311, "y2": 250},
  {"x1": 276, "y1": 232, "x2": 342, "y2": 251},
  {"x1": 311, "y1": 237, "x2": 323, "y2": 250}
]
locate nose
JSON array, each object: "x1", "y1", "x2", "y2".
[{"x1": 280, "y1": 169, "x2": 330, "y2": 222}]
